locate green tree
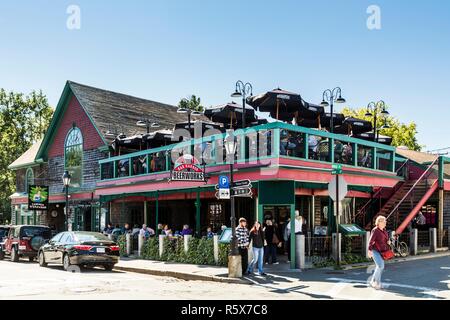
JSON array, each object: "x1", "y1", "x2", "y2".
[
  {"x1": 178, "y1": 95, "x2": 204, "y2": 112},
  {"x1": 0, "y1": 89, "x2": 53, "y2": 220},
  {"x1": 341, "y1": 106, "x2": 422, "y2": 151}
]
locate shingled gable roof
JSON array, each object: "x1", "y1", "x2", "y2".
[
  {"x1": 8, "y1": 140, "x2": 43, "y2": 170},
  {"x1": 36, "y1": 81, "x2": 208, "y2": 161}
]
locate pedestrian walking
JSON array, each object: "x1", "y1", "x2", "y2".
[
  {"x1": 236, "y1": 218, "x2": 249, "y2": 275},
  {"x1": 247, "y1": 221, "x2": 266, "y2": 276},
  {"x1": 368, "y1": 216, "x2": 392, "y2": 290}
]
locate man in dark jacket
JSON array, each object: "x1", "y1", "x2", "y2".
[{"x1": 236, "y1": 218, "x2": 249, "y2": 275}]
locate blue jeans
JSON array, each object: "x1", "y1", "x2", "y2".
[
  {"x1": 371, "y1": 250, "x2": 385, "y2": 284},
  {"x1": 247, "y1": 247, "x2": 264, "y2": 274}
]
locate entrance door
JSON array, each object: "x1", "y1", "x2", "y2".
[
  {"x1": 84, "y1": 208, "x2": 92, "y2": 231},
  {"x1": 262, "y1": 205, "x2": 291, "y2": 258}
]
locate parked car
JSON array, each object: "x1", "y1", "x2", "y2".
[
  {"x1": 0, "y1": 225, "x2": 52, "y2": 262},
  {"x1": 38, "y1": 231, "x2": 120, "y2": 271},
  {"x1": 0, "y1": 225, "x2": 10, "y2": 243}
]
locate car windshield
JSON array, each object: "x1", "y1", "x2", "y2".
[
  {"x1": 74, "y1": 233, "x2": 110, "y2": 242},
  {"x1": 20, "y1": 227, "x2": 52, "y2": 239},
  {"x1": 0, "y1": 229, "x2": 8, "y2": 237}
]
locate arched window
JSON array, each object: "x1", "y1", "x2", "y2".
[
  {"x1": 65, "y1": 127, "x2": 83, "y2": 187},
  {"x1": 25, "y1": 168, "x2": 34, "y2": 192}
]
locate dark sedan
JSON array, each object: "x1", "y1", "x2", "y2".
[{"x1": 38, "y1": 231, "x2": 120, "y2": 271}]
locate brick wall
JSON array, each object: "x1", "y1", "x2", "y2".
[{"x1": 48, "y1": 95, "x2": 104, "y2": 157}]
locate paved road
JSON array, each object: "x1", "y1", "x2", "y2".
[{"x1": 0, "y1": 256, "x2": 449, "y2": 300}]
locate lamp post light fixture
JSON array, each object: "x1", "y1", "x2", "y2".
[
  {"x1": 62, "y1": 170, "x2": 72, "y2": 231},
  {"x1": 320, "y1": 87, "x2": 346, "y2": 133},
  {"x1": 177, "y1": 100, "x2": 202, "y2": 132},
  {"x1": 231, "y1": 80, "x2": 253, "y2": 129},
  {"x1": 224, "y1": 130, "x2": 242, "y2": 277},
  {"x1": 136, "y1": 118, "x2": 160, "y2": 134},
  {"x1": 365, "y1": 100, "x2": 390, "y2": 142}
]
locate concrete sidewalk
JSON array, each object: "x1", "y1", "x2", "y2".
[
  {"x1": 114, "y1": 250, "x2": 450, "y2": 283},
  {"x1": 114, "y1": 258, "x2": 250, "y2": 284}
]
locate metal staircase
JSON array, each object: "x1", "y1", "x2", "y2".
[{"x1": 384, "y1": 157, "x2": 439, "y2": 234}]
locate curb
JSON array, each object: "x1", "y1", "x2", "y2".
[{"x1": 113, "y1": 265, "x2": 251, "y2": 285}]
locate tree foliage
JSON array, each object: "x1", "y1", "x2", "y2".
[
  {"x1": 0, "y1": 89, "x2": 53, "y2": 220},
  {"x1": 177, "y1": 95, "x2": 204, "y2": 112},
  {"x1": 341, "y1": 106, "x2": 422, "y2": 151}
]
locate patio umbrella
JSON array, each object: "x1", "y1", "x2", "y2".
[
  {"x1": 352, "y1": 132, "x2": 393, "y2": 145},
  {"x1": 248, "y1": 117, "x2": 269, "y2": 127},
  {"x1": 246, "y1": 88, "x2": 302, "y2": 120},
  {"x1": 143, "y1": 129, "x2": 178, "y2": 148},
  {"x1": 204, "y1": 102, "x2": 256, "y2": 129},
  {"x1": 334, "y1": 117, "x2": 373, "y2": 135},
  {"x1": 320, "y1": 113, "x2": 345, "y2": 129},
  {"x1": 298, "y1": 101, "x2": 325, "y2": 120},
  {"x1": 174, "y1": 121, "x2": 224, "y2": 137},
  {"x1": 111, "y1": 134, "x2": 146, "y2": 155}
]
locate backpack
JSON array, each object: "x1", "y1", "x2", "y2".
[{"x1": 144, "y1": 230, "x2": 151, "y2": 238}]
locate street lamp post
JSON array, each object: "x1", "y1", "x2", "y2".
[
  {"x1": 224, "y1": 131, "x2": 241, "y2": 277},
  {"x1": 231, "y1": 81, "x2": 253, "y2": 129},
  {"x1": 320, "y1": 87, "x2": 346, "y2": 133},
  {"x1": 365, "y1": 101, "x2": 390, "y2": 142},
  {"x1": 177, "y1": 99, "x2": 202, "y2": 133},
  {"x1": 136, "y1": 118, "x2": 160, "y2": 134},
  {"x1": 62, "y1": 171, "x2": 72, "y2": 231}
]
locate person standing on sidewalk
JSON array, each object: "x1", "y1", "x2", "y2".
[
  {"x1": 368, "y1": 216, "x2": 391, "y2": 290},
  {"x1": 263, "y1": 219, "x2": 279, "y2": 265},
  {"x1": 236, "y1": 218, "x2": 249, "y2": 275},
  {"x1": 284, "y1": 211, "x2": 303, "y2": 262},
  {"x1": 247, "y1": 221, "x2": 267, "y2": 276}
]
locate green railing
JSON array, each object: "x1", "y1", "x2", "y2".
[{"x1": 98, "y1": 122, "x2": 396, "y2": 181}]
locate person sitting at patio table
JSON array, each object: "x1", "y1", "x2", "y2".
[
  {"x1": 180, "y1": 224, "x2": 193, "y2": 236},
  {"x1": 308, "y1": 135, "x2": 320, "y2": 159}
]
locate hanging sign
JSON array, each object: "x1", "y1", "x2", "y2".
[
  {"x1": 170, "y1": 154, "x2": 205, "y2": 182},
  {"x1": 28, "y1": 185, "x2": 49, "y2": 210}
]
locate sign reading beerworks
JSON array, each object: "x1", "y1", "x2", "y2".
[
  {"x1": 170, "y1": 154, "x2": 205, "y2": 182},
  {"x1": 28, "y1": 185, "x2": 49, "y2": 210}
]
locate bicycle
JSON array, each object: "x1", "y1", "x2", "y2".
[{"x1": 390, "y1": 234, "x2": 409, "y2": 257}]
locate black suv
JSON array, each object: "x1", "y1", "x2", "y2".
[{"x1": 0, "y1": 225, "x2": 52, "y2": 262}]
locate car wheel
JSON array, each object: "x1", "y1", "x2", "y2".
[
  {"x1": 11, "y1": 247, "x2": 19, "y2": 262},
  {"x1": 38, "y1": 251, "x2": 47, "y2": 267},
  {"x1": 28, "y1": 256, "x2": 35, "y2": 262},
  {"x1": 0, "y1": 249, "x2": 4, "y2": 260},
  {"x1": 63, "y1": 254, "x2": 71, "y2": 271},
  {"x1": 103, "y1": 264, "x2": 114, "y2": 271}
]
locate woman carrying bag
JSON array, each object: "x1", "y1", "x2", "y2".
[{"x1": 368, "y1": 216, "x2": 393, "y2": 290}]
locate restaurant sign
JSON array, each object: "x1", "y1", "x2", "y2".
[
  {"x1": 28, "y1": 185, "x2": 49, "y2": 210},
  {"x1": 170, "y1": 154, "x2": 205, "y2": 182}
]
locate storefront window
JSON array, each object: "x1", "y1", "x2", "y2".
[
  {"x1": 280, "y1": 130, "x2": 306, "y2": 158},
  {"x1": 357, "y1": 145, "x2": 374, "y2": 168},
  {"x1": 334, "y1": 140, "x2": 354, "y2": 165},
  {"x1": 65, "y1": 127, "x2": 83, "y2": 187},
  {"x1": 25, "y1": 168, "x2": 34, "y2": 192}
]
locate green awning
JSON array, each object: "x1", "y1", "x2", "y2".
[{"x1": 339, "y1": 224, "x2": 366, "y2": 236}]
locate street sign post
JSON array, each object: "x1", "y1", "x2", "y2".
[
  {"x1": 232, "y1": 179, "x2": 252, "y2": 188},
  {"x1": 328, "y1": 169, "x2": 347, "y2": 266},
  {"x1": 216, "y1": 175, "x2": 231, "y2": 200}
]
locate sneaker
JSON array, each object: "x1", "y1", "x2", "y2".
[
  {"x1": 273, "y1": 262, "x2": 279, "y2": 265},
  {"x1": 258, "y1": 272, "x2": 267, "y2": 276}
]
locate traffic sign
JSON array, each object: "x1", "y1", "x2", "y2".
[
  {"x1": 218, "y1": 175, "x2": 230, "y2": 189},
  {"x1": 232, "y1": 179, "x2": 252, "y2": 188},
  {"x1": 328, "y1": 175, "x2": 348, "y2": 202},
  {"x1": 231, "y1": 187, "x2": 252, "y2": 197},
  {"x1": 216, "y1": 188, "x2": 231, "y2": 200},
  {"x1": 331, "y1": 163, "x2": 343, "y2": 175}
]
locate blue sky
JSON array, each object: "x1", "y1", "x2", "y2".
[{"x1": 0, "y1": 0, "x2": 449, "y2": 151}]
